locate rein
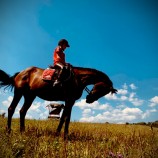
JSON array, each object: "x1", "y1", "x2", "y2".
[
  {"x1": 85, "y1": 87, "x2": 91, "y2": 94},
  {"x1": 62, "y1": 66, "x2": 91, "y2": 95}
]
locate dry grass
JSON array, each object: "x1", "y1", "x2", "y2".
[{"x1": 0, "y1": 117, "x2": 158, "y2": 158}]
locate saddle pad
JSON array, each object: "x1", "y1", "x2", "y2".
[{"x1": 42, "y1": 69, "x2": 55, "y2": 80}]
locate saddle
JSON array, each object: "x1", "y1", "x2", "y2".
[
  {"x1": 42, "y1": 65, "x2": 72, "y2": 83},
  {"x1": 42, "y1": 68, "x2": 56, "y2": 81}
]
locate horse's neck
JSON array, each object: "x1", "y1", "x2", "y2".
[{"x1": 74, "y1": 67, "x2": 106, "y2": 86}]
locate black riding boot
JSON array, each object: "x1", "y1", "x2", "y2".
[{"x1": 53, "y1": 68, "x2": 64, "y2": 87}]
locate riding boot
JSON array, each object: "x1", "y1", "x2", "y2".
[{"x1": 53, "y1": 69, "x2": 63, "y2": 87}]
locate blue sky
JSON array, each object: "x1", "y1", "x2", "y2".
[{"x1": 0, "y1": 0, "x2": 158, "y2": 123}]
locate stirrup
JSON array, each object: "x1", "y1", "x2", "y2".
[{"x1": 53, "y1": 80, "x2": 61, "y2": 87}]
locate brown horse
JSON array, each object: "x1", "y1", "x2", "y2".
[{"x1": 0, "y1": 66, "x2": 117, "y2": 138}]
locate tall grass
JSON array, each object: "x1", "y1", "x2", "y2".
[{"x1": 0, "y1": 117, "x2": 158, "y2": 158}]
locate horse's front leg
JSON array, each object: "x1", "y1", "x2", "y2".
[
  {"x1": 64, "y1": 105, "x2": 73, "y2": 139},
  {"x1": 56, "y1": 100, "x2": 74, "y2": 139},
  {"x1": 56, "y1": 111, "x2": 65, "y2": 135}
]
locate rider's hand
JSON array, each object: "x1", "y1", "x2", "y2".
[{"x1": 66, "y1": 63, "x2": 72, "y2": 67}]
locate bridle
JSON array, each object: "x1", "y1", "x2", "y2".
[
  {"x1": 62, "y1": 66, "x2": 91, "y2": 95},
  {"x1": 85, "y1": 86, "x2": 91, "y2": 94}
]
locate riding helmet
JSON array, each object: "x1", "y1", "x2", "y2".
[{"x1": 58, "y1": 39, "x2": 70, "y2": 47}]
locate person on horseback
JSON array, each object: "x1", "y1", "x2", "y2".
[{"x1": 53, "y1": 39, "x2": 70, "y2": 86}]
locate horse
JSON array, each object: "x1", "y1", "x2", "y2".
[{"x1": 0, "y1": 66, "x2": 117, "y2": 138}]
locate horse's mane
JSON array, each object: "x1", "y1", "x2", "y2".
[
  {"x1": 73, "y1": 66, "x2": 112, "y2": 85},
  {"x1": 73, "y1": 66, "x2": 107, "y2": 75}
]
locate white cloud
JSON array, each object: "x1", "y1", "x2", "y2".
[
  {"x1": 116, "y1": 104, "x2": 126, "y2": 109},
  {"x1": 120, "y1": 95, "x2": 128, "y2": 101},
  {"x1": 128, "y1": 92, "x2": 144, "y2": 106},
  {"x1": 80, "y1": 116, "x2": 95, "y2": 122},
  {"x1": 130, "y1": 98, "x2": 144, "y2": 106},
  {"x1": 98, "y1": 104, "x2": 111, "y2": 110},
  {"x1": 80, "y1": 107, "x2": 146, "y2": 123},
  {"x1": 39, "y1": 110, "x2": 49, "y2": 119},
  {"x1": 122, "y1": 83, "x2": 128, "y2": 89},
  {"x1": 83, "y1": 108, "x2": 92, "y2": 114},
  {"x1": 26, "y1": 114, "x2": 33, "y2": 119},
  {"x1": 75, "y1": 99, "x2": 112, "y2": 110},
  {"x1": 122, "y1": 107, "x2": 143, "y2": 116},
  {"x1": 2, "y1": 96, "x2": 13, "y2": 107},
  {"x1": 142, "y1": 109, "x2": 157, "y2": 119},
  {"x1": 129, "y1": 83, "x2": 137, "y2": 90},
  {"x1": 149, "y1": 96, "x2": 158, "y2": 107},
  {"x1": 104, "y1": 93, "x2": 118, "y2": 100},
  {"x1": 30, "y1": 102, "x2": 41, "y2": 111},
  {"x1": 105, "y1": 87, "x2": 144, "y2": 106},
  {"x1": 82, "y1": 108, "x2": 94, "y2": 117},
  {"x1": 117, "y1": 89, "x2": 128, "y2": 95},
  {"x1": 129, "y1": 92, "x2": 136, "y2": 99},
  {"x1": 75, "y1": 99, "x2": 95, "y2": 109}
]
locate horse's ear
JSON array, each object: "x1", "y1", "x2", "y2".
[{"x1": 110, "y1": 88, "x2": 117, "y2": 94}]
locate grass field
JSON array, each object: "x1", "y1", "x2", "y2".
[{"x1": 0, "y1": 117, "x2": 158, "y2": 158}]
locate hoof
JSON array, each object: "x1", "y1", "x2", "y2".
[
  {"x1": 6, "y1": 128, "x2": 11, "y2": 134},
  {"x1": 55, "y1": 131, "x2": 60, "y2": 137},
  {"x1": 64, "y1": 133, "x2": 69, "y2": 140},
  {"x1": 20, "y1": 127, "x2": 25, "y2": 133}
]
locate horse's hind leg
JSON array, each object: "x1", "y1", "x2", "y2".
[
  {"x1": 7, "y1": 88, "x2": 22, "y2": 133},
  {"x1": 19, "y1": 93, "x2": 35, "y2": 132}
]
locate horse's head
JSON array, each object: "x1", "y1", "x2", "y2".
[{"x1": 86, "y1": 82, "x2": 117, "y2": 104}]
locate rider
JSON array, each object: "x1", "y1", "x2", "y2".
[{"x1": 53, "y1": 39, "x2": 70, "y2": 86}]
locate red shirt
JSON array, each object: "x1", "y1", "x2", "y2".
[{"x1": 53, "y1": 46, "x2": 66, "y2": 66}]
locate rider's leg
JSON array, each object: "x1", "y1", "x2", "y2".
[{"x1": 53, "y1": 63, "x2": 65, "y2": 86}]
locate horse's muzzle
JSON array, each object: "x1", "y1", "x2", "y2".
[{"x1": 86, "y1": 94, "x2": 95, "y2": 104}]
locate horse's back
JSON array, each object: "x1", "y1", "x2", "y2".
[{"x1": 14, "y1": 66, "x2": 45, "y2": 88}]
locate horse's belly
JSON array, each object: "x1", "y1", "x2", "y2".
[{"x1": 36, "y1": 90, "x2": 65, "y2": 101}]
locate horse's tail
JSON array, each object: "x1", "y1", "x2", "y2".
[
  {"x1": 110, "y1": 87, "x2": 117, "y2": 94},
  {"x1": 0, "y1": 69, "x2": 19, "y2": 91}
]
